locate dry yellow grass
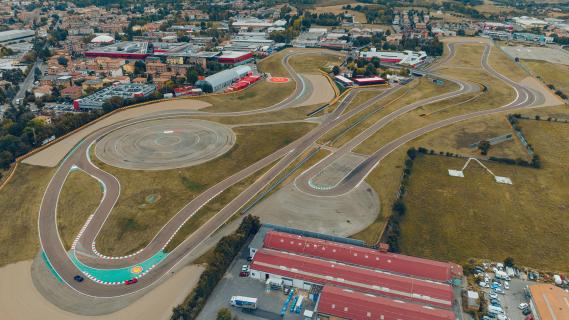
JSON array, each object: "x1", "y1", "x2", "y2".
[
  {"x1": 320, "y1": 78, "x2": 458, "y2": 148},
  {"x1": 475, "y1": 0, "x2": 521, "y2": 14},
  {"x1": 198, "y1": 81, "x2": 296, "y2": 113},
  {"x1": 397, "y1": 119, "x2": 569, "y2": 271},
  {"x1": 288, "y1": 53, "x2": 345, "y2": 74},
  {"x1": 310, "y1": 3, "x2": 367, "y2": 23},
  {"x1": 57, "y1": 170, "x2": 103, "y2": 250},
  {"x1": 522, "y1": 59, "x2": 569, "y2": 94},
  {"x1": 490, "y1": 46, "x2": 528, "y2": 82},
  {"x1": 354, "y1": 69, "x2": 516, "y2": 155},
  {"x1": 0, "y1": 164, "x2": 53, "y2": 267}
]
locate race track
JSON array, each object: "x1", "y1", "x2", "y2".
[{"x1": 36, "y1": 43, "x2": 545, "y2": 299}]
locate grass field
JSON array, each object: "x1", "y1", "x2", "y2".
[
  {"x1": 319, "y1": 78, "x2": 458, "y2": 148},
  {"x1": 198, "y1": 81, "x2": 296, "y2": 113},
  {"x1": 288, "y1": 52, "x2": 345, "y2": 74},
  {"x1": 350, "y1": 42, "x2": 524, "y2": 244},
  {"x1": 415, "y1": 113, "x2": 529, "y2": 159},
  {"x1": 309, "y1": 4, "x2": 367, "y2": 24},
  {"x1": 352, "y1": 43, "x2": 520, "y2": 154},
  {"x1": 396, "y1": 119, "x2": 569, "y2": 271},
  {"x1": 197, "y1": 49, "x2": 298, "y2": 113},
  {"x1": 57, "y1": 170, "x2": 103, "y2": 250},
  {"x1": 0, "y1": 164, "x2": 53, "y2": 267},
  {"x1": 489, "y1": 46, "x2": 528, "y2": 82},
  {"x1": 257, "y1": 49, "x2": 292, "y2": 77},
  {"x1": 522, "y1": 59, "x2": 569, "y2": 94},
  {"x1": 475, "y1": 0, "x2": 521, "y2": 14},
  {"x1": 192, "y1": 104, "x2": 323, "y2": 125},
  {"x1": 93, "y1": 122, "x2": 316, "y2": 256},
  {"x1": 164, "y1": 161, "x2": 276, "y2": 252}
]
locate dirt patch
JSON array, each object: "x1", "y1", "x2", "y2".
[
  {"x1": 0, "y1": 258, "x2": 203, "y2": 319},
  {"x1": 23, "y1": 99, "x2": 211, "y2": 167},
  {"x1": 250, "y1": 182, "x2": 379, "y2": 236},
  {"x1": 520, "y1": 76, "x2": 565, "y2": 108}
]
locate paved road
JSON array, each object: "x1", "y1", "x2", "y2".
[{"x1": 37, "y1": 42, "x2": 541, "y2": 298}]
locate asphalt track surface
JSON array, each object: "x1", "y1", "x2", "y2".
[
  {"x1": 38, "y1": 43, "x2": 543, "y2": 298},
  {"x1": 94, "y1": 119, "x2": 235, "y2": 171}
]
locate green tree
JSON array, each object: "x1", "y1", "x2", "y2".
[
  {"x1": 216, "y1": 308, "x2": 232, "y2": 320},
  {"x1": 332, "y1": 65, "x2": 340, "y2": 75},
  {"x1": 57, "y1": 56, "x2": 68, "y2": 66},
  {"x1": 186, "y1": 68, "x2": 199, "y2": 85},
  {"x1": 478, "y1": 140, "x2": 491, "y2": 155},
  {"x1": 504, "y1": 257, "x2": 515, "y2": 268},
  {"x1": 134, "y1": 60, "x2": 146, "y2": 75}
]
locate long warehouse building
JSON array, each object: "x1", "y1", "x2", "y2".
[
  {"x1": 251, "y1": 248, "x2": 454, "y2": 309},
  {"x1": 247, "y1": 225, "x2": 462, "y2": 319},
  {"x1": 262, "y1": 230, "x2": 463, "y2": 283}
]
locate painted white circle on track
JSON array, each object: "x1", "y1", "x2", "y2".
[{"x1": 95, "y1": 118, "x2": 235, "y2": 170}]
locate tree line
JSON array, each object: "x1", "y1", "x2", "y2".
[{"x1": 171, "y1": 215, "x2": 261, "y2": 320}]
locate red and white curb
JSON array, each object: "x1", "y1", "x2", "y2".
[{"x1": 79, "y1": 264, "x2": 158, "y2": 286}]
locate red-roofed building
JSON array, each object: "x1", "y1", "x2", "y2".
[
  {"x1": 263, "y1": 230, "x2": 462, "y2": 283},
  {"x1": 317, "y1": 286, "x2": 456, "y2": 320},
  {"x1": 250, "y1": 248, "x2": 454, "y2": 309},
  {"x1": 217, "y1": 51, "x2": 254, "y2": 65}
]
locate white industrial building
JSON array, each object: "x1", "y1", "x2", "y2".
[
  {"x1": 197, "y1": 65, "x2": 252, "y2": 92},
  {"x1": 359, "y1": 48, "x2": 428, "y2": 67},
  {"x1": 512, "y1": 16, "x2": 549, "y2": 29},
  {"x1": 0, "y1": 30, "x2": 35, "y2": 44}
]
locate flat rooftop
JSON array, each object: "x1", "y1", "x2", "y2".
[
  {"x1": 251, "y1": 248, "x2": 454, "y2": 309},
  {"x1": 0, "y1": 29, "x2": 35, "y2": 43},
  {"x1": 530, "y1": 284, "x2": 569, "y2": 320},
  {"x1": 86, "y1": 41, "x2": 149, "y2": 55}
]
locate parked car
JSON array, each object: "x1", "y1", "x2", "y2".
[
  {"x1": 480, "y1": 281, "x2": 489, "y2": 288},
  {"x1": 522, "y1": 308, "x2": 532, "y2": 316},
  {"x1": 489, "y1": 292, "x2": 498, "y2": 300},
  {"x1": 490, "y1": 299, "x2": 501, "y2": 307},
  {"x1": 125, "y1": 278, "x2": 138, "y2": 285},
  {"x1": 494, "y1": 287, "x2": 505, "y2": 294},
  {"x1": 239, "y1": 271, "x2": 249, "y2": 277},
  {"x1": 241, "y1": 265, "x2": 250, "y2": 272},
  {"x1": 504, "y1": 281, "x2": 510, "y2": 290},
  {"x1": 518, "y1": 303, "x2": 529, "y2": 310},
  {"x1": 73, "y1": 275, "x2": 84, "y2": 282},
  {"x1": 482, "y1": 316, "x2": 492, "y2": 320},
  {"x1": 246, "y1": 256, "x2": 253, "y2": 262},
  {"x1": 497, "y1": 314, "x2": 509, "y2": 320}
]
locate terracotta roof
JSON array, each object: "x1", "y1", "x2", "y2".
[
  {"x1": 318, "y1": 285, "x2": 456, "y2": 320},
  {"x1": 263, "y1": 230, "x2": 462, "y2": 282},
  {"x1": 530, "y1": 284, "x2": 569, "y2": 320},
  {"x1": 251, "y1": 248, "x2": 454, "y2": 309}
]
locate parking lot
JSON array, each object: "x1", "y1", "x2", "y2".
[
  {"x1": 474, "y1": 266, "x2": 534, "y2": 320},
  {"x1": 197, "y1": 245, "x2": 317, "y2": 320}
]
